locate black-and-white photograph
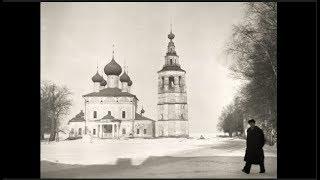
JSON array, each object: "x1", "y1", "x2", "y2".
[{"x1": 40, "y1": 2, "x2": 277, "y2": 178}]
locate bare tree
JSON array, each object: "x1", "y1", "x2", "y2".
[
  {"x1": 225, "y1": 2, "x2": 277, "y2": 139},
  {"x1": 218, "y1": 97, "x2": 244, "y2": 137},
  {"x1": 41, "y1": 81, "x2": 72, "y2": 141}
]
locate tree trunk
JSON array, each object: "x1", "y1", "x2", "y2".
[
  {"x1": 41, "y1": 132, "x2": 44, "y2": 140},
  {"x1": 49, "y1": 130, "x2": 56, "y2": 141},
  {"x1": 56, "y1": 131, "x2": 59, "y2": 142},
  {"x1": 49, "y1": 118, "x2": 57, "y2": 141}
]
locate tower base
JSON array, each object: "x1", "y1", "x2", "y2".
[{"x1": 155, "y1": 120, "x2": 189, "y2": 137}]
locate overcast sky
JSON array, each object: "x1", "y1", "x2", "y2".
[{"x1": 41, "y1": 2, "x2": 245, "y2": 134}]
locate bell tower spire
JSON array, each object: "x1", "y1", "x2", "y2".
[
  {"x1": 112, "y1": 44, "x2": 115, "y2": 59},
  {"x1": 155, "y1": 24, "x2": 189, "y2": 138},
  {"x1": 165, "y1": 23, "x2": 179, "y2": 67}
]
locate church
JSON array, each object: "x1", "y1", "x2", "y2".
[{"x1": 68, "y1": 28, "x2": 189, "y2": 139}]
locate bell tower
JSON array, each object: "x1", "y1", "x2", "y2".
[{"x1": 155, "y1": 25, "x2": 189, "y2": 137}]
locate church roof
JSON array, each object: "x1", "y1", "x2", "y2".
[
  {"x1": 68, "y1": 110, "x2": 85, "y2": 124},
  {"x1": 166, "y1": 51, "x2": 178, "y2": 56},
  {"x1": 83, "y1": 87, "x2": 138, "y2": 100},
  {"x1": 102, "y1": 113, "x2": 114, "y2": 119},
  {"x1": 134, "y1": 113, "x2": 155, "y2": 121},
  {"x1": 158, "y1": 65, "x2": 186, "y2": 73}
]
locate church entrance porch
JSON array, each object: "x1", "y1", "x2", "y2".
[
  {"x1": 97, "y1": 122, "x2": 120, "y2": 139},
  {"x1": 102, "y1": 124, "x2": 113, "y2": 138}
]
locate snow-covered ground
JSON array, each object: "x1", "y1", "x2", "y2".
[{"x1": 41, "y1": 133, "x2": 276, "y2": 166}]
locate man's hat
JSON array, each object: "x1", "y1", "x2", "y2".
[{"x1": 248, "y1": 119, "x2": 255, "y2": 123}]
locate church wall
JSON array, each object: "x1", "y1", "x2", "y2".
[
  {"x1": 86, "y1": 121, "x2": 98, "y2": 137},
  {"x1": 119, "y1": 120, "x2": 134, "y2": 137},
  {"x1": 133, "y1": 120, "x2": 154, "y2": 138},
  {"x1": 158, "y1": 104, "x2": 188, "y2": 120},
  {"x1": 68, "y1": 122, "x2": 85, "y2": 136},
  {"x1": 84, "y1": 97, "x2": 136, "y2": 121},
  {"x1": 158, "y1": 93, "x2": 187, "y2": 104},
  {"x1": 117, "y1": 120, "x2": 154, "y2": 138}
]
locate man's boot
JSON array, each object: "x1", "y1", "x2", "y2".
[
  {"x1": 259, "y1": 162, "x2": 266, "y2": 173},
  {"x1": 242, "y1": 163, "x2": 251, "y2": 174}
]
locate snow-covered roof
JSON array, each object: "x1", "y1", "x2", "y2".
[
  {"x1": 158, "y1": 65, "x2": 186, "y2": 73},
  {"x1": 68, "y1": 110, "x2": 85, "y2": 124},
  {"x1": 83, "y1": 87, "x2": 138, "y2": 100},
  {"x1": 134, "y1": 113, "x2": 155, "y2": 121}
]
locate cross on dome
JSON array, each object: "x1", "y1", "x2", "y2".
[
  {"x1": 168, "y1": 23, "x2": 175, "y2": 40},
  {"x1": 112, "y1": 44, "x2": 115, "y2": 59}
]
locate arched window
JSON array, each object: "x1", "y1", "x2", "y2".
[
  {"x1": 170, "y1": 59, "x2": 173, "y2": 65},
  {"x1": 78, "y1": 128, "x2": 82, "y2": 135},
  {"x1": 122, "y1": 129, "x2": 126, "y2": 134},
  {"x1": 93, "y1": 111, "x2": 97, "y2": 118},
  {"x1": 144, "y1": 129, "x2": 147, "y2": 134},
  {"x1": 169, "y1": 76, "x2": 174, "y2": 88},
  {"x1": 93, "y1": 129, "x2": 96, "y2": 135},
  {"x1": 179, "y1": 76, "x2": 181, "y2": 86},
  {"x1": 122, "y1": 111, "x2": 126, "y2": 118},
  {"x1": 162, "y1": 77, "x2": 164, "y2": 87}
]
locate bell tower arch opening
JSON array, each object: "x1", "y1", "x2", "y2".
[{"x1": 168, "y1": 76, "x2": 174, "y2": 88}]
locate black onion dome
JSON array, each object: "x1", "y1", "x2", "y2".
[
  {"x1": 168, "y1": 31, "x2": 175, "y2": 40},
  {"x1": 100, "y1": 78, "x2": 107, "y2": 86},
  {"x1": 92, "y1": 72, "x2": 103, "y2": 82},
  {"x1": 120, "y1": 71, "x2": 130, "y2": 82},
  {"x1": 104, "y1": 58, "x2": 122, "y2": 76},
  {"x1": 128, "y1": 79, "x2": 133, "y2": 86}
]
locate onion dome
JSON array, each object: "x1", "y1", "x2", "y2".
[
  {"x1": 104, "y1": 58, "x2": 122, "y2": 76},
  {"x1": 120, "y1": 71, "x2": 130, "y2": 83},
  {"x1": 168, "y1": 31, "x2": 175, "y2": 40},
  {"x1": 128, "y1": 79, "x2": 133, "y2": 86},
  {"x1": 100, "y1": 78, "x2": 107, "y2": 86},
  {"x1": 91, "y1": 72, "x2": 103, "y2": 82}
]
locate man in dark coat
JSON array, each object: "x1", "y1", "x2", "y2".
[{"x1": 242, "y1": 119, "x2": 266, "y2": 174}]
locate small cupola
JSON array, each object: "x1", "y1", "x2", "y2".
[
  {"x1": 100, "y1": 78, "x2": 107, "y2": 86},
  {"x1": 120, "y1": 71, "x2": 130, "y2": 83},
  {"x1": 91, "y1": 72, "x2": 103, "y2": 83}
]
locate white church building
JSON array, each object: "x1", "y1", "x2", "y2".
[{"x1": 68, "y1": 28, "x2": 189, "y2": 139}]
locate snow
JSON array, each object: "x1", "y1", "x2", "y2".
[{"x1": 41, "y1": 133, "x2": 276, "y2": 166}]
